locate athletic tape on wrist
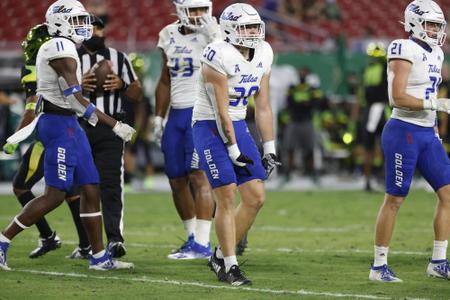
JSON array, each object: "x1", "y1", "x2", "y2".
[
  {"x1": 80, "y1": 212, "x2": 102, "y2": 218},
  {"x1": 25, "y1": 102, "x2": 37, "y2": 111},
  {"x1": 14, "y1": 216, "x2": 29, "y2": 229}
]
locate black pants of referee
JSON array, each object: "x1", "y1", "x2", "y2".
[{"x1": 82, "y1": 122, "x2": 125, "y2": 244}]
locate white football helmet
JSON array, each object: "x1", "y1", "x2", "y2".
[
  {"x1": 173, "y1": 0, "x2": 212, "y2": 29},
  {"x1": 404, "y1": 0, "x2": 446, "y2": 46},
  {"x1": 45, "y1": 0, "x2": 92, "y2": 44},
  {"x1": 220, "y1": 3, "x2": 265, "y2": 49}
]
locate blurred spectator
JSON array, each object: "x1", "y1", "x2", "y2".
[
  {"x1": 86, "y1": 0, "x2": 109, "y2": 25},
  {"x1": 361, "y1": 42, "x2": 388, "y2": 192},
  {"x1": 0, "y1": 91, "x2": 17, "y2": 146},
  {"x1": 324, "y1": 0, "x2": 341, "y2": 20},
  {"x1": 123, "y1": 53, "x2": 154, "y2": 191},
  {"x1": 280, "y1": 66, "x2": 325, "y2": 182},
  {"x1": 280, "y1": 0, "x2": 304, "y2": 21}
]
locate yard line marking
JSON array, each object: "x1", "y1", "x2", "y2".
[
  {"x1": 15, "y1": 269, "x2": 423, "y2": 300},
  {"x1": 55, "y1": 240, "x2": 429, "y2": 256}
]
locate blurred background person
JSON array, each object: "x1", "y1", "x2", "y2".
[
  {"x1": 280, "y1": 66, "x2": 325, "y2": 183},
  {"x1": 361, "y1": 42, "x2": 388, "y2": 192}
]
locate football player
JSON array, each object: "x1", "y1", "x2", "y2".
[
  {"x1": 3, "y1": 23, "x2": 91, "y2": 260},
  {"x1": 370, "y1": 0, "x2": 450, "y2": 282},
  {"x1": 154, "y1": 0, "x2": 220, "y2": 259},
  {"x1": 192, "y1": 3, "x2": 280, "y2": 285},
  {"x1": 0, "y1": 0, "x2": 134, "y2": 271}
]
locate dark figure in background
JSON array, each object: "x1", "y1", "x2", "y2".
[
  {"x1": 362, "y1": 42, "x2": 388, "y2": 192},
  {"x1": 282, "y1": 66, "x2": 324, "y2": 181},
  {"x1": 3, "y1": 24, "x2": 91, "y2": 259},
  {"x1": 122, "y1": 53, "x2": 154, "y2": 190},
  {"x1": 78, "y1": 14, "x2": 143, "y2": 258}
]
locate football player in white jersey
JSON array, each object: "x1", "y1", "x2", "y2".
[
  {"x1": 0, "y1": 0, "x2": 134, "y2": 271},
  {"x1": 154, "y1": 0, "x2": 220, "y2": 260},
  {"x1": 192, "y1": 3, "x2": 280, "y2": 285},
  {"x1": 370, "y1": 0, "x2": 450, "y2": 282}
]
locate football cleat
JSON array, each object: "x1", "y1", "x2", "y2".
[
  {"x1": 207, "y1": 247, "x2": 226, "y2": 281},
  {"x1": 67, "y1": 245, "x2": 92, "y2": 259},
  {"x1": 427, "y1": 259, "x2": 450, "y2": 279},
  {"x1": 225, "y1": 265, "x2": 252, "y2": 286},
  {"x1": 0, "y1": 241, "x2": 10, "y2": 271},
  {"x1": 168, "y1": 241, "x2": 212, "y2": 260},
  {"x1": 369, "y1": 264, "x2": 402, "y2": 282},
  {"x1": 89, "y1": 251, "x2": 134, "y2": 271},
  {"x1": 29, "y1": 231, "x2": 61, "y2": 259},
  {"x1": 236, "y1": 234, "x2": 248, "y2": 256},
  {"x1": 107, "y1": 241, "x2": 127, "y2": 258},
  {"x1": 167, "y1": 234, "x2": 194, "y2": 259}
]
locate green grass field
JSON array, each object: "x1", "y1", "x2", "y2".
[{"x1": 1, "y1": 190, "x2": 449, "y2": 300}]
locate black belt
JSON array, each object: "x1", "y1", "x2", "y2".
[{"x1": 42, "y1": 100, "x2": 75, "y2": 116}]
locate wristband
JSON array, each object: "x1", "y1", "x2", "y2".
[
  {"x1": 227, "y1": 143, "x2": 240, "y2": 159},
  {"x1": 63, "y1": 85, "x2": 82, "y2": 97},
  {"x1": 423, "y1": 99, "x2": 434, "y2": 110},
  {"x1": 263, "y1": 140, "x2": 276, "y2": 155},
  {"x1": 83, "y1": 103, "x2": 96, "y2": 119},
  {"x1": 25, "y1": 102, "x2": 37, "y2": 111}
]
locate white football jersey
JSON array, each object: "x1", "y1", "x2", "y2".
[
  {"x1": 387, "y1": 38, "x2": 444, "y2": 127},
  {"x1": 36, "y1": 37, "x2": 82, "y2": 109},
  {"x1": 192, "y1": 40, "x2": 273, "y2": 121},
  {"x1": 157, "y1": 23, "x2": 210, "y2": 109}
]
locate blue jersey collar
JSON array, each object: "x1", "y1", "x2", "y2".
[{"x1": 409, "y1": 36, "x2": 432, "y2": 53}]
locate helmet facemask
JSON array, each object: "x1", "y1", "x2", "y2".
[
  {"x1": 65, "y1": 14, "x2": 93, "y2": 43},
  {"x1": 175, "y1": 2, "x2": 212, "y2": 30},
  {"x1": 227, "y1": 22, "x2": 265, "y2": 49},
  {"x1": 419, "y1": 19, "x2": 447, "y2": 46}
]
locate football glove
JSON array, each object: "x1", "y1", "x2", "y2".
[
  {"x1": 199, "y1": 15, "x2": 221, "y2": 42},
  {"x1": 3, "y1": 142, "x2": 18, "y2": 154},
  {"x1": 113, "y1": 121, "x2": 136, "y2": 142},
  {"x1": 227, "y1": 144, "x2": 254, "y2": 176},
  {"x1": 426, "y1": 98, "x2": 450, "y2": 113},
  {"x1": 262, "y1": 153, "x2": 282, "y2": 178},
  {"x1": 152, "y1": 116, "x2": 164, "y2": 147}
]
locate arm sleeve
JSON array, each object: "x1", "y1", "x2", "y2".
[
  {"x1": 200, "y1": 43, "x2": 227, "y2": 75},
  {"x1": 387, "y1": 39, "x2": 414, "y2": 63}
]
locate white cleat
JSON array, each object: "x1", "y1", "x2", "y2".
[
  {"x1": 0, "y1": 241, "x2": 10, "y2": 271},
  {"x1": 89, "y1": 251, "x2": 134, "y2": 271},
  {"x1": 427, "y1": 259, "x2": 450, "y2": 279},
  {"x1": 369, "y1": 264, "x2": 402, "y2": 282}
]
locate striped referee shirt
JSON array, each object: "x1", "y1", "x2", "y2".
[{"x1": 78, "y1": 46, "x2": 137, "y2": 116}]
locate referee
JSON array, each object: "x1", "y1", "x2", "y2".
[{"x1": 78, "y1": 15, "x2": 142, "y2": 258}]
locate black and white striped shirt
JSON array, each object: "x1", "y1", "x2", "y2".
[{"x1": 78, "y1": 47, "x2": 137, "y2": 116}]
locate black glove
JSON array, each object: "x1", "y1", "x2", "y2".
[
  {"x1": 228, "y1": 144, "x2": 254, "y2": 176},
  {"x1": 262, "y1": 153, "x2": 282, "y2": 178},
  {"x1": 235, "y1": 154, "x2": 254, "y2": 176}
]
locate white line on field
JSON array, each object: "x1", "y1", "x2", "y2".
[
  {"x1": 15, "y1": 269, "x2": 425, "y2": 300},
  {"x1": 55, "y1": 240, "x2": 429, "y2": 256}
]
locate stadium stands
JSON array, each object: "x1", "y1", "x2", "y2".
[{"x1": 4, "y1": 0, "x2": 450, "y2": 52}]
